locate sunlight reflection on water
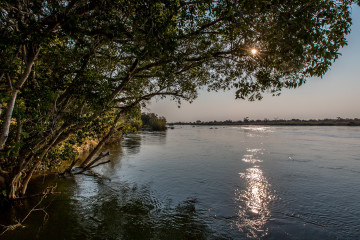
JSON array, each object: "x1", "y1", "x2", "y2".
[
  {"x1": 242, "y1": 148, "x2": 264, "y2": 163},
  {"x1": 241, "y1": 126, "x2": 275, "y2": 133},
  {"x1": 234, "y1": 148, "x2": 275, "y2": 238}
]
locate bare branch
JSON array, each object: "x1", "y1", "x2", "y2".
[{"x1": 0, "y1": 185, "x2": 57, "y2": 236}]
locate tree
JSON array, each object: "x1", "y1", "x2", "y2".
[
  {"x1": 141, "y1": 113, "x2": 167, "y2": 131},
  {"x1": 0, "y1": 0, "x2": 358, "y2": 199}
]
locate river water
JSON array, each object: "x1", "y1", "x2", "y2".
[{"x1": 1, "y1": 126, "x2": 360, "y2": 239}]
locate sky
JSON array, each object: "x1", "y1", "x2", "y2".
[{"x1": 146, "y1": 6, "x2": 360, "y2": 123}]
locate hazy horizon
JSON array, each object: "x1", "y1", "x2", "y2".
[
  {"x1": 166, "y1": 117, "x2": 359, "y2": 123},
  {"x1": 145, "y1": 6, "x2": 360, "y2": 123}
]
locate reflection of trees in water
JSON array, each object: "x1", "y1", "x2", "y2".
[
  {"x1": 102, "y1": 142, "x2": 124, "y2": 170},
  {"x1": 87, "y1": 197, "x2": 210, "y2": 240},
  {"x1": 122, "y1": 131, "x2": 167, "y2": 155},
  {"x1": 79, "y1": 185, "x2": 210, "y2": 240},
  {"x1": 122, "y1": 134, "x2": 142, "y2": 155},
  {"x1": 141, "y1": 131, "x2": 167, "y2": 146},
  {"x1": 87, "y1": 131, "x2": 167, "y2": 176},
  {"x1": 4, "y1": 176, "x2": 211, "y2": 240},
  {"x1": 155, "y1": 199, "x2": 210, "y2": 240}
]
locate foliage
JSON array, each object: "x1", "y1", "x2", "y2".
[
  {"x1": 141, "y1": 113, "x2": 167, "y2": 131},
  {"x1": 130, "y1": 119, "x2": 143, "y2": 131},
  {"x1": 0, "y1": 0, "x2": 358, "y2": 198}
]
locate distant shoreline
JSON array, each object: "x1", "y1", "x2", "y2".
[{"x1": 169, "y1": 119, "x2": 360, "y2": 127}]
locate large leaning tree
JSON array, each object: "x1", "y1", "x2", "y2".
[{"x1": 0, "y1": 0, "x2": 357, "y2": 199}]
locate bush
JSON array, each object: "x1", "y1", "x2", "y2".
[{"x1": 141, "y1": 113, "x2": 167, "y2": 131}]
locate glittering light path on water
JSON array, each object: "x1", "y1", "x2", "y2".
[{"x1": 234, "y1": 147, "x2": 275, "y2": 238}]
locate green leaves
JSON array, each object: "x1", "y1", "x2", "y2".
[{"x1": 141, "y1": 113, "x2": 167, "y2": 131}]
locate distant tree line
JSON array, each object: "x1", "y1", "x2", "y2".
[
  {"x1": 141, "y1": 113, "x2": 167, "y2": 131},
  {"x1": 172, "y1": 118, "x2": 360, "y2": 126}
]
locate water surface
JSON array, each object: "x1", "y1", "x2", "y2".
[{"x1": 1, "y1": 126, "x2": 360, "y2": 239}]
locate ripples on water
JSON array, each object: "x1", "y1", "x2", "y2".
[
  {"x1": 1, "y1": 126, "x2": 360, "y2": 239},
  {"x1": 235, "y1": 147, "x2": 275, "y2": 239}
]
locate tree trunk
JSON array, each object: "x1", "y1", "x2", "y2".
[
  {"x1": 16, "y1": 118, "x2": 22, "y2": 143},
  {"x1": 21, "y1": 161, "x2": 41, "y2": 196},
  {"x1": 9, "y1": 172, "x2": 23, "y2": 200},
  {"x1": 83, "y1": 151, "x2": 110, "y2": 170},
  {"x1": 0, "y1": 89, "x2": 19, "y2": 149},
  {"x1": 0, "y1": 46, "x2": 40, "y2": 150},
  {"x1": 80, "y1": 129, "x2": 114, "y2": 168},
  {"x1": 80, "y1": 112, "x2": 122, "y2": 168}
]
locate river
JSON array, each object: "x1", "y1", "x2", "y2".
[{"x1": 1, "y1": 126, "x2": 360, "y2": 239}]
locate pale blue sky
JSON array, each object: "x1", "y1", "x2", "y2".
[{"x1": 147, "y1": 6, "x2": 360, "y2": 122}]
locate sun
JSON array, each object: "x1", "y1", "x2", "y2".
[{"x1": 251, "y1": 49, "x2": 258, "y2": 55}]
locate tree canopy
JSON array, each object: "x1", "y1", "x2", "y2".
[{"x1": 0, "y1": 0, "x2": 358, "y2": 199}]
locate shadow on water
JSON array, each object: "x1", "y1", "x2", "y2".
[
  {"x1": 120, "y1": 131, "x2": 167, "y2": 155},
  {"x1": 122, "y1": 133, "x2": 142, "y2": 155},
  {"x1": 0, "y1": 174, "x2": 214, "y2": 240},
  {"x1": 140, "y1": 130, "x2": 167, "y2": 146}
]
